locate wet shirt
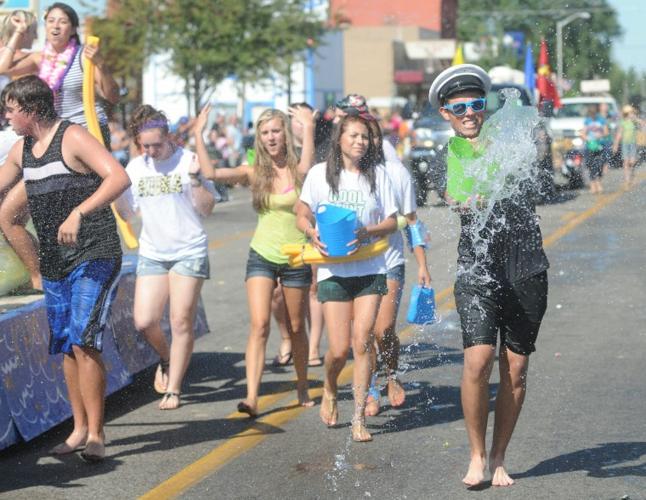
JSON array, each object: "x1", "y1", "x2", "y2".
[
  {"x1": 22, "y1": 121, "x2": 121, "y2": 280},
  {"x1": 122, "y1": 147, "x2": 213, "y2": 261},
  {"x1": 583, "y1": 116, "x2": 607, "y2": 152},
  {"x1": 300, "y1": 162, "x2": 398, "y2": 282},
  {"x1": 456, "y1": 181, "x2": 549, "y2": 285}
]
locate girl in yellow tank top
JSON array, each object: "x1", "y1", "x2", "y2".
[{"x1": 194, "y1": 104, "x2": 317, "y2": 417}]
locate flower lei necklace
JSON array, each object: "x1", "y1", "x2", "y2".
[{"x1": 38, "y1": 38, "x2": 80, "y2": 93}]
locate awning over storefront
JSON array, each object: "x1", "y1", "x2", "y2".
[
  {"x1": 404, "y1": 40, "x2": 456, "y2": 60},
  {"x1": 394, "y1": 70, "x2": 425, "y2": 84}
]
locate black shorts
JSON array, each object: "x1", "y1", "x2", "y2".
[{"x1": 454, "y1": 271, "x2": 548, "y2": 356}]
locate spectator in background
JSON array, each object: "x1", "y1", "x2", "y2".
[
  {"x1": 109, "y1": 119, "x2": 130, "y2": 167},
  {"x1": 204, "y1": 124, "x2": 229, "y2": 202},
  {"x1": 582, "y1": 104, "x2": 608, "y2": 194},
  {"x1": 613, "y1": 104, "x2": 639, "y2": 189},
  {"x1": 225, "y1": 114, "x2": 242, "y2": 167}
]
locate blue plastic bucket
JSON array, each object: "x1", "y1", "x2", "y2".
[
  {"x1": 316, "y1": 204, "x2": 357, "y2": 257},
  {"x1": 406, "y1": 286, "x2": 436, "y2": 324}
]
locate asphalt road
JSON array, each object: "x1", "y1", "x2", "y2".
[{"x1": 1, "y1": 167, "x2": 645, "y2": 500}]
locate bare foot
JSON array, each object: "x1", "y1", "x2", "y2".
[
  {"x1": 490, "y1": 463, "x2": 515, "y2": 487},
  {"x1": 159, "y1": 392, "x2": 180, "y2": 410},
  {"x1": 297, "y1": 385, "x2": 315, "y2": 407},
  {"x1": 50, "y1": 427, "x2": 88, "y2": 455},
  {"x1": 320, "y1": 390, "x2": 338, "y2": 426},
  {"x1": 351, "y1": 419, "x2": 372, "y2": 442},
  {"x1": 365, "y1": 394, "x2": 380, "y2": 416},
  {"x1": 387, "y1": 378, "x2": 406, "y2": 407},
  {"x1": 462, "y1": 455, "x2": 487, "y2": 487}
]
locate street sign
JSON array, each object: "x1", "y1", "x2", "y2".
[{"x1": 580, "y1": 79, "x2": 610, "y2": 94}]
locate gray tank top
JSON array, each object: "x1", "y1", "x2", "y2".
[{"x1": 54, "y1": 45, "x2": 108, "y2": 127}]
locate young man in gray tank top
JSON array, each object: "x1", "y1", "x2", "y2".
[{"x1": 0, "y1": 75, "x2": 130, "y2": 462}]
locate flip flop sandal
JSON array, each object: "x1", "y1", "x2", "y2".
[
  {"x1": 153, "y1": 359, "x2": 170, "y2": 394},
  {"x1": 237, "y1": 401, "x2": 258, "y2": 418},
  {"x1": 272, "y1": 351, "x2": 292, "y2": 367},
  {"x1": 159, "y1": 392, "x2": 181, "y2": 410},
  {"x1": 308, "y1": 357, "x2": 323, "y2": 367}
]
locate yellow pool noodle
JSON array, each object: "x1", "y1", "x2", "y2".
[
  {"x1": 83, "y1": 35, "x2": 138, "y2": 249},
  {"x1": 281, "y1": 237, "x2": 389, "y2": 268}
]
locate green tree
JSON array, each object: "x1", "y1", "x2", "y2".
[
  {"x1": 91, "y1": 0, "x2": 159, "y2": 122},
  {"x1": 155, "y1": 0, "x2": 325, "y2": 115},
  {"x1": 457, "y1": 0, "x2": 622, "y2": 95}
]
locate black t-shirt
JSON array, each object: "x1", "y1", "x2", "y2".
[{"x1": 456, "y1": 181, "x2": 549, "y2": 285}]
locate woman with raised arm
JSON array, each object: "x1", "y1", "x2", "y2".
[
  {"x1": 295, "y1": 113, "x2": 398, "y2": 442},
  {"x1": 116, "y1": 105, "x2": 215, "y2": 410},
  {"x1": 194, "y1": 104, "x2": 316, "y2": 417},
  {"x1": 0, "y1": 3, "x2": 120, "y2": 292}
]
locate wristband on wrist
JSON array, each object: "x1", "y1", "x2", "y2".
[{"x1": 405, "y1": 220, "x2": 428, "y2": 251}]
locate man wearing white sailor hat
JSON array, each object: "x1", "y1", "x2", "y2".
[{"x1": 430, "y1": 63, "x2": 550, "y2": 489}]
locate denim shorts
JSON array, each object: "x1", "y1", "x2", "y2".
[
  {"x1": 386, "y1": 263, "x2": 406, "y2": 284},
  {"x1": 622, "y1": 143, "x2": 637, "y2": 161},
  {"x1": 245, "y1": 248, "x2": 311, "y2": 288},
  {"x1": 137, "y1": 254, "x2": 210, "y2": 279},
  {"x1": 317, "y1": 274, "x2": 387, "y2": 303}
]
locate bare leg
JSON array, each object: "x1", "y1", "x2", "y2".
[
  {"x1": 159, "y1": 272, "x2": 204, "y2": 409},
  {"x1": 133, "y1": 274, "x2": 171, "y2": 394},
  {"x1": 71, "y1": 345, "x2": 106, "y2": 460},
  {"x1": 0, "y1": 182, "x2": 42, "y2": 289},
  {"x1": 461, "y1": 345, "x2": 495, "y2": 486},
  {"x1": 350, "y1": 294, "x2": 381, "y2": 442},
  {"x1": 307, "y1": 286, "x2": 324, "y2": 363},
  {"x1": 271, "y1": 283, "x2": 292, "y2": 364},
  {"x1": 489, "y1": 346, "x2": 529, "y2": 487},
  {"x1": 242, "y1": 277, "x2": 275, "y2": 413},
  {"x1": 320, "y1": 300, "x2": 352, "y2": 426},
  {"x1": 281, "y1": 285, "x2": 313, "y2": 406},
  {"x1": 373, "y1": 278, "x2": 405, "y2": 408},
  {"x1": 51, "y1": 353, "x2": 88, "y2": 454}
]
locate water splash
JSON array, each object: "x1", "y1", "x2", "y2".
[{"x1": 455, "y1": 87, "x2": 542, "y2": 284}]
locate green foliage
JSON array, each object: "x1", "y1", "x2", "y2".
[
  {"x1": 91, "y1": 0, "x2": 158, "y2": 114},
  {"x1": 154, "y1": 0, "x2": 325, "y2": 114},
  {"x1": 457, "y1": 0, "x2": 624, "y2": 93},
  {"x1": 91, "y1": 0, "x2": 325, "y2": 116}
]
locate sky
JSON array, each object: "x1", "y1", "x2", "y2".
[{"x1": 608, "y1": 0, "x2": 646, "y2": 72}]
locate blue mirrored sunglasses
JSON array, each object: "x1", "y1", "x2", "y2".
[{"x1": 442, "y1": 98, "x2": 487, "y2": 116}]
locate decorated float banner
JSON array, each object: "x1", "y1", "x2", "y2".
[{"x1": 0, "y1": 257, "x2": 210, "y2": 450}]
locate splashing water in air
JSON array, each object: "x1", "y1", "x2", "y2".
[{"x1": 454, "y1": 87, "x2": 542, "y2": 283}]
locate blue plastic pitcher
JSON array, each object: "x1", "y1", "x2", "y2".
[
  {"x1": 406, "y1": 286, "x2": 436, "y2": 324},
  {"x1": 316, "y1": 204, "x2": 357, "y2": 257}
]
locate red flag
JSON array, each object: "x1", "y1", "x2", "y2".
[{"x1": 537, "y1": 38, "x2": 561, "y2": 109}]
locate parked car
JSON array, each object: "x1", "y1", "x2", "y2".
[{"x1": 550, "y1": 95, "x2": 622, "y2": 172}]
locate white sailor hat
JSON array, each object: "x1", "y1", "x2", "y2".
[{"x1": 428, "y1": 64, "x2": 491, "y2": 108}]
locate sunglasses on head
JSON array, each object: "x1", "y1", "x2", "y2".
[{"x1": 442, "y1": 98, "x2": 487, "y2": 116}]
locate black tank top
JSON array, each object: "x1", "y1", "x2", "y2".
[{"x1": 22, "y1": 120, "x2": 121, "y2": 280}]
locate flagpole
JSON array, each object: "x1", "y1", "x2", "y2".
[{"x1": 556, "y1": 12, "x2": 590, "y2": 95}]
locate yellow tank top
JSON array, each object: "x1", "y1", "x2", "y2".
[{"x1": 250, "y1": 188, "x2": 306, "y2": 264}]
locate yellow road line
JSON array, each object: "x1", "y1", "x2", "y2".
[{"x1": 141, "y1": 183, "x2": 633, "y2": 499}]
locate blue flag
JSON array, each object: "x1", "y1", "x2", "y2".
[{"x1": 524, "y1": 42, "x2": 535, "y2": 92}]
